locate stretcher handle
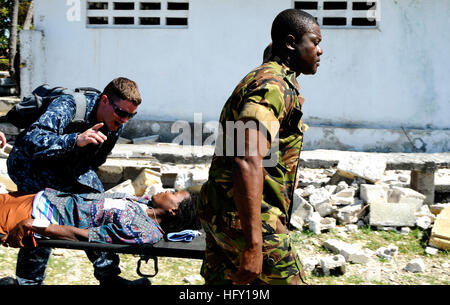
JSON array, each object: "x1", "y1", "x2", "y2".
[{"x1": 137, "y1": 255, "x2": 158, "y2": 278}]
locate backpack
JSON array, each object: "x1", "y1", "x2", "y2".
[{"x1": 5, "y1": 84, "x2": 101, "y2": 129}]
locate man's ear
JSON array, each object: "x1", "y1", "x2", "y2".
[
  {"x1": 285, "y1": 34, "x2": 297, "y2": 51},
  {"x1": 100, "y1": 94, "x2": 109, "y2": 105}
]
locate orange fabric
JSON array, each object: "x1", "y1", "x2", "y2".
[{"x1": 0, "y1": 192, "x2": 35, "y2": 235}]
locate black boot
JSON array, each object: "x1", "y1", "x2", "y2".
[{"x1": 0, "y1": 277, "x2": 18, "y2": 285}]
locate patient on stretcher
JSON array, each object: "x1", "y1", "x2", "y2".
[{"x1": 0, "y1": 188, "x2": 201, "y2": 248}]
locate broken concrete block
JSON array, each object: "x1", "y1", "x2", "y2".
[
  {"x1": 375, "y1": 245, "x2": 398, "y2": 260},
  {"x1": 325, "y1": 184, "x2": 337, "y2": 195},
  {"x1": 132, "y1": 168, "x2": 163, "y2": 196},
  {"x1": 302, "y1": 256, "x2": 320, "y2": 272},
  {"x1": 400, "y1": 227, "x2": 411, "y2": 234},
  {"x1": 0, "y1": 175, "x2": 17, "y2": 192},
  {"x1": 97, "y1": 164, "x2": 123, "y2": 184},
  {"x1": 309, "y1": 212, "x2": 336, "y2": 234},
  {"x1": 174, "y1": 171, "x2": 191, "y2": 190},
  {"x1": 334, "y1": 201, "x2": 364, "y2": 224},
  {"x1": 416, "y1": 216, "x2": 432, "y2": 230},
  {"x1": 403, "y1": 258, "x2": 425, "y2": 273},
  {"x1": 335, "y1": 181, "x2": 349, "y2": 193},
  {"x1": 345, "y1": 224, "x2": 359, "y2": 232},
  {"x1": 369, "y1": 201, "x2": 417, "y2": 227},
  {"x1": 336, "y1": 154, "x2": 386, "y2": 183},
  {"x1": 425, "y1": 246, "x2": 438, "y2": 255},
  {"x1": 429, "y1": 206, "x2": 450, "y2": 250},
  {"x1": 299, "y1": 184, "x2": 317, "y2": 198},
  {"x1": 415, "y1": 205, "x2": 435, "y2": 220},
  {"x1": 387, "y1": 186, "x2": 425, "y2": 210},
  {"x1": 144, "y1": 183, "x2": 165, "y2": 197},
  {"x1": 309, "y1": 188, "x2": 334, "y2": 217},
  {"x1": 191, "y1": 169, "x2": 209, "y2": 185},
  {"x1": 309, "y1": 187, "x2": 331, "y2": 205},
  {"x1": 318, "y1": 255, "x2": 346, "y2": 276},
  {"x1": 106, "y1": 179, "x2": 135, "y2": 195},
  {"x1": 360, "y1": 184, "x2": 389, "y2": 204},
  {"x1": 173, "y1": 167, "x2": 208, "y2": 191},
  {"x1": 323, "y1": 239, "x2": 372, "y2": 264},
  {"x1": 330, "y1": 188, "x2": 356, "y2": 206},
  {"x1": 314, "y1": 200, "x2": 335, "y2": 217},
  {"x1": 308, "y1": 212, "x2": 322, "y2": 234},
  {"x1": 291, "y1": 190, "x2": 314, "y2": 229}
]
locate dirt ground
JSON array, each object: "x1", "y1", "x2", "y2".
[{"x1": 0, "y1": 225, "x2": 448, "y2": 285}]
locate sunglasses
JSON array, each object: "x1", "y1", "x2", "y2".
[{"x1": 108, "y1": 99, "x2": 137, "y2": 119}]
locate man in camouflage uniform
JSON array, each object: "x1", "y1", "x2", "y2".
[
  {"x1": 197, "y1": 9, "x2": 323, "y2": 285},
  {"x1": 5, "y1": 77, "x2": 147, "y2": 285}
]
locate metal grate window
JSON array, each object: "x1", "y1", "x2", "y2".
[
  {"x1": 87, "y1": 0, "x2": 189, "y2": 28},
  {"x1": 293, "y1": 0, "x2": 380, "y2": 28}
]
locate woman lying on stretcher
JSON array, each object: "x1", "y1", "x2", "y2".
[{"x1": 0, "y1": 188, "x2": 201, "y2": 248}]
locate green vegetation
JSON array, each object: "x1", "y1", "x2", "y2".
[{"x1": 0, "y1": 58, "x2": 8, "y2": 71}]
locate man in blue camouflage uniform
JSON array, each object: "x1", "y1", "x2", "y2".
[{"x1": 5, "y1": 77, "x2": 146, "y2": 285}]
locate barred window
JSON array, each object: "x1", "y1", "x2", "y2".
[
  {"x1": 293, "y1": 0, "x2": 380, "y2": 28},
  {"x1": 87, "y1": 0, "x2": 189, "y2": 28}
]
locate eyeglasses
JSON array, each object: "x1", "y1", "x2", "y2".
[{"x1": 108, "y1": 99, "x2": 137, "y2": 119}]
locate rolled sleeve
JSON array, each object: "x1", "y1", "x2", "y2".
[{"x1": 238, "y1": 102, "x2": 280, "y2": 142}]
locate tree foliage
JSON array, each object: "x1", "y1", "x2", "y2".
[{"x1": 0, "y1": 0, "x2": 33, "y2": 55}]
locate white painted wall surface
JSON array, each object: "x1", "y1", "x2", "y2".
[{"x1": 31, "y1": 0, "x2": 449, "y2": 131}]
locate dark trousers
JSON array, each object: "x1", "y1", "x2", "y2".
[{"x1": 16, "y1": 247, "x2": 121, "y2": 285}]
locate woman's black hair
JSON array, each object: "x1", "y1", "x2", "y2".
[{"x1": 159, "y1": 191, "x2": 202, "y2": 233}]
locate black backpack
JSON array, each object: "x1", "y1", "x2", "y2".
[{"x1": 5, "y1": 84, "x2": 101, "y2": 129}]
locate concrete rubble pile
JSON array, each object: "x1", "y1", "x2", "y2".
[
  {"x1": 290, "y1": 155, "x2": 450, "y2": 277},
  {"x1": 290, "y1": 155, "x2": 447, "y2": 234}
]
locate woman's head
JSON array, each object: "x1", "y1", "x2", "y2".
[{"x1": 150, "y1": 190, "x2": 202, "y2": 233}]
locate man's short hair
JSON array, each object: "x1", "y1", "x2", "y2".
[
  {"x1": 101, "y1": 77, "x2": 142, "y2": 106},
  {"x1": 271, "y1": 9, "x2": 318, "y2": 47},
  {"x1": 159, "y1": 191, "x2": 202, "y2": 234}
]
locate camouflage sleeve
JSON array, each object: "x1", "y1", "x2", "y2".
[
  {"x1": 20, "y1": 95, "x2": 79, "y2": 160},
  {"x1": 237, "y1": 81, "x2": 285, "y2": 142}
]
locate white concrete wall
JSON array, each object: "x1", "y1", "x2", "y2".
[
  {"x1": 28, "y1": 0, "x2": 450, "y2": 151},
  {"x1": 32, "y1": 0, "x2": 282, "y2": 121},
  {"x1": 301, "y1": 0, "x2": 450, "y2": 131},
  {"x1": 19, "y1": 30, "x2": 46, "y2": 99}
]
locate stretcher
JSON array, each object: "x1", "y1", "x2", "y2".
[{"x1": 0, "y1": 232, "x2": 206, "y2": 278}]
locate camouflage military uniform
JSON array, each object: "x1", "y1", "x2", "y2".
[
  {"x1": 197, "y1": 57, "x2": 308, "y2": 285},
  {"x1": 7, "y1": 93, "x2": 124, "y2": 285},
  {"x1": 7, "y1": 92, "x2": 122, "y2": 193}
]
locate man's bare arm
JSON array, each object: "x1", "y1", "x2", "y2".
[{"x1": 229, "y1": 119, "x2": 270, "y2": 285}]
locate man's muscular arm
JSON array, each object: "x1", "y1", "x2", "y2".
[{"x1": 229, "y1": 119, "x2": 270, "y2": 285}]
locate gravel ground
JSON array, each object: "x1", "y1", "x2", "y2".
[{"x1": 1, "y1": 226, "x2": 448, "y2": 285}]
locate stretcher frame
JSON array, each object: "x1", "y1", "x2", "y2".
[{"x1": 0, "y1": 233, "x2": 206, "y2": 278}]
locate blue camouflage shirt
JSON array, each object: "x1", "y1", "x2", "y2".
[{"x1": 7, "y1": 93, "x2": 123, "y2": 193}]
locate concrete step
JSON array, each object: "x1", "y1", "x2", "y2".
[{"x1": 0, "y1": 96, "x2": 20, "y2": 115}]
